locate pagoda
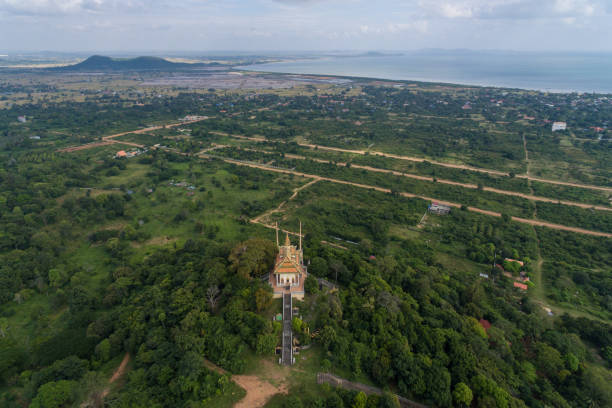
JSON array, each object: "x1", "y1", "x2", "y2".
[{"x1": 269, "y1": 223, "x2": 307, "y2": 300}]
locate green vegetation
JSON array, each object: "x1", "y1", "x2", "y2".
[{"x1": 0, "y1": 70, "x2": 610, "y2": 408}]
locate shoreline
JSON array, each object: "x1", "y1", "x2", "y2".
[{"x1": 237, "y1": 55, "x2": 612, "y2": 95}]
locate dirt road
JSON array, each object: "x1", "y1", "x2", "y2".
[
  {"x1": 205, "y1": 154, "x2": 611, "y2": 238},
  {"x1": 101, "y1": 117, "x2": 209, "y2": 142},
  {"x1": 251, "y1": 178, "x2": 320, "y2": 225},
  {"x1": 100, "y1": 352, "x2": 130, "y2": 400},
  {"x1": 215, "y1": 132, "x2": 612, "y2": 193},
  {"x1": 57, "y1": 140, "x2": 146, "y2": 153},
  {"x1": 57, "y1": 117, "x2": 209, "y2": 153},
  {"x1": 276, "y1": 152, "x2": 610, "y2": 212}
]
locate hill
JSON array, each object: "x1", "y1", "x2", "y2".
[{"x1": 57, "y1": 55, "x2": 197, "y2": 71}]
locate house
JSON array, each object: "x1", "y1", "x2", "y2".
[
  {"x1": 552, "y1": 122, "x2": 567, "y2": 132},
  {"x1": 429, "y1": 202, "x2": 451, "y2": 215},
  {"x1": 17, "y1": 115, "x2": 26, "y2": 123},
  {"x1": 513, "y1": 282, "x2": 528, "y2": 290},
  {"x1": 115, "y1": 150, "x2": 127, "y2": 158}
]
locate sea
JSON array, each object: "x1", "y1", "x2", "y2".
[{"x1": 238, "y1": 51, "x2": 612, "y2": 94}]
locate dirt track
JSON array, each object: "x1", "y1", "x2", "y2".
[
  {"x1": 216, "y1": 132, "x2": 612, "y2": 193},
  {"x1": 57, "y1": 117, "x2": 208, "y2": 153},
  {"x1": 101, "y1": 352, "x2": 130, "y2": 400},
  {"x1": 206, "y1": 154, "x2": 611, "y2": 238},
  {"x1": 275, "y1": 152, "x2": 610, "y2": 212},
  {"x1": 251, "y1": 178, "x2": 319, "y2": 225}
]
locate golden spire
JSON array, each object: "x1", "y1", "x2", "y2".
[{"x1": 285, "y1": 232, "x2": 291, "y2": 247}]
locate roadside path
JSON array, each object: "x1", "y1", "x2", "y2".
[
  {"x1": 213, "y1": 132, "x2": 612, "y2": 193},
  {"x1": 201, "y1": 153, "x2": 611, "y2": 238}
]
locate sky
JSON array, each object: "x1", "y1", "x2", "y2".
[{"x1": 1, "y1": 0, "x2": 612, "y2": 53}]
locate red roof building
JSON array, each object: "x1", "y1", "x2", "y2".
[{"x1": 513, "y1": 282, "x2": 528, "y2": 290}]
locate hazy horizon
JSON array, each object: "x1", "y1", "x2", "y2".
[
  {"x1": 1, "y1": 1, "x2": 612, "y2": 53},
  {"x1": 3, "y1": 49, "x2": 612, "y2": 58}
]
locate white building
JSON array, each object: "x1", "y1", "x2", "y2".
[{"x1": 552, "y1": 122, "x2": 567, "y2": 132}]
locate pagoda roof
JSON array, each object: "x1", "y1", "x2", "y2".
[{"x1": 273, "y1": 254, "x2": 303, "y2": 275}]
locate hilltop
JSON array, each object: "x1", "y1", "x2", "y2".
[{"x1": 56, "y1": 55, "x2": 203, "y2": 71}]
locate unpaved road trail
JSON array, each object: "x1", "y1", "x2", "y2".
[
  {"x1": 58, "y1": 117, "x2": 209, "y2": 153},
  {"x1": 273, "y1": 152, "x2": 610, "y2": 212},
  {"x1": 100, "y1": 353, "x2": 130, "y2": 400},
  {"x1": 57, "y1": 140, "x2": 144, "y2": 152},
  {"x1": 101, "y1": 118, "x2": 209, "y2": 142},
  {"x1": 204, "y1": 154, "x2": 611, "y2": 238},
  {"x1": 251, "y1": 178, "x2": 320, "y2": 225},
  {"x1": 215, "y1": 132, "x2": 612, "y2": 193}
]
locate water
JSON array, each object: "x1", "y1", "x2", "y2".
[{"x1": 238, "y1": 51, "x2": 612, "y2": 94}]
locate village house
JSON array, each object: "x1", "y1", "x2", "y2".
[
  {"x1": 552, "y1": 121, "x2": 567, "y2": 132},
  {"x1": 429, "y1": 202, "x2": 451, "y2": 215}
]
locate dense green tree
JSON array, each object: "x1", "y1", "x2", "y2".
[
  {"x1": 229, "y1": 238, "x2": 277, "y2": 279},
  {"x1": 453, "y1": 382, "x2": 473, "y2": 407},
  {"x1": 29, "y1": 380, "x2": 76, "y2": 408}
]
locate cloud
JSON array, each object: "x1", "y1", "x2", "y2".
[
  {"x1": 419, "y1": 0, "x2": 606, "y2": 20},
  {"x1": 360, "y1": 21, "x2": 429, "y2": 35},
  {"x1": 1, "y1": 0, "x2": 610, "y2": 52},
  {"x1": 0, "y1": 0, "x2": 148, "y2": 16}
]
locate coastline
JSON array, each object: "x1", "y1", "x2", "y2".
[{"x1": 237, "y1": 54, "x2": 612, "y2": 94}]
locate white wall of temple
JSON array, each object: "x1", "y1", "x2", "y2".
[{"x1": 276, "y1": 273, "x2": 300, "y2": 286}]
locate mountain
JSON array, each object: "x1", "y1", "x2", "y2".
[{"x1": 56, "y1": 55, "x2": 199, "y2": 71}]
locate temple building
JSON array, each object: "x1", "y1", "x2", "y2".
[{"x1": 269, "y1": 223, "x2": 307, "y2": 300}]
